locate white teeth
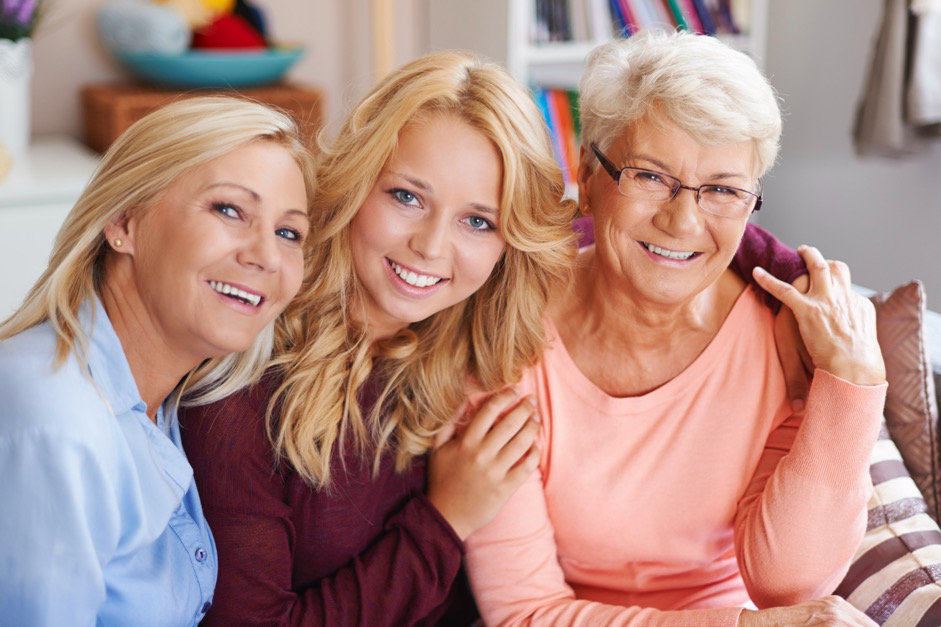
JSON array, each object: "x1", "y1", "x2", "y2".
[
  {"x1": 643, "y1": 242, "x2": 696, "y2": 260},
  {"x1": 209, "y1": 280, "x2": 262, "y2": 306},
  {"x1": 389, "y1": 261, "x2": 443, "y2": 288}
]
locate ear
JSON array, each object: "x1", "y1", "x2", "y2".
[
  {"x1": 102, "y1": 212, "x2": 137, "y2": 255},
  {"x1": 576, "y1": 147, "x2": 593, "y2": 215}
]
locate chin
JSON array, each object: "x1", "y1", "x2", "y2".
[{"x1": 203, "y1": 330, "x2": 265, "y2": 359}]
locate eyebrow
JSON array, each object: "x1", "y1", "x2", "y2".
[
  {"x1": 285, "y1": 209, "x2": 311, "y2": 222},
  {"x1": 630, "y1": 154, "x2": 751, "y2": 183},
  {"x1": 206, "y1": 182, "x2": 309, "y2": 221},
  {"x1": 205, "y1": 182, "x2": 261, "y2": 201},
  {"x1": 385, "y1": 170, "x2": 500, "y2": 216}
]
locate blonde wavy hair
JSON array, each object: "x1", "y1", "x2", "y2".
[
  {"x1": 269, "y1": 51, "x2": 577, "y2": 487},
  {"x1": 0, "y1": 96, "x2": 317, "y2": 405}
]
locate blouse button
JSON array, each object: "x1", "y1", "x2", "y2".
[
  {"x1": 201, "y1": 601, "x2": 212, "y2": 614},
  {"x1": 194, "y1": 547, "x2": 208, "y2": 563}
]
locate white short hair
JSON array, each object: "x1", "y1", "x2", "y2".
[{"x1": 578, "y1": 29, "x2": 782, "y2": 178}]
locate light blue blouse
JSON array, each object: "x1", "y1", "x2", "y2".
[{"x1": 0, "y1": 299, "x2": 217, "y2": 625}]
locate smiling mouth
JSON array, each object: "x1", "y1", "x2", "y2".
[
  {"x1": 641, "y1": 241, "x2": 700, "y2": 261},
  {"x1": 387, "y1": 259, "x2": 447, "y2": 288},
  {"x1": 209, "y1": 280, "x2": 264, "y2": 307}
]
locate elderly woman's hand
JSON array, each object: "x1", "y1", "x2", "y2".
[
  {"x1": 738, "y1": 596, "x2": 877, "y2": 626},
  {"x1": 753, "y1": 246, "x2": 886, "y2": 387}
]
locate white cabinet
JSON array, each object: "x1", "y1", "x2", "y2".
[
  {"x1": 428, "y1": 0, "x2": 770, "y2": 89},
  {"x1": 0, "y1": 136, "x2": 100, "y2": 318}
]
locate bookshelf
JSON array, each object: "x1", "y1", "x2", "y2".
[
  {"x1": 428, "y1": 0, "x2": 769, "y2": 90},
  {"x1": 428, "y1": 0, "x2": 769, "y2": 198}
]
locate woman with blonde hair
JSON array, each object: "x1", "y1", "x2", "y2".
[
  {"x1": 181, "y1": 50, "x2": 809, "y2": 625},
  {"x1": 0, "y1": 96, "x2": 316, "y2": 625}
]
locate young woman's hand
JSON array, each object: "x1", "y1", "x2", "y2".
[
  {"x1": 738, "y1": 596, "x2": 876, "y2": 626},
  {"x1": 427, "y1": 388, "x2": 540, "y2": 541},
  {"x1": 773, "y1": 273, "x2": 814, "y2": 414},
  {"x1": 754, "y1": 245, "x2": 885, "y2": 387}
]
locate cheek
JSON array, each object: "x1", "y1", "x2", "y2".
[
  {"x1": 281, "y1": 250, "x2": 306, "y2": 300},
  {"x1": 462, "y1": 238, "x2": 507, "y2": 288},
  {"x1": 710, "y1": 221, "x2": 748, "y2": 258},
  {"x1": 350, "y1": 201, "x2": 405, "y2": 258}
]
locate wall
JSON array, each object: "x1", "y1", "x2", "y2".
[
  {"x1": 30, "y1": 0, "x2": 427, "y2": 140},
  {"x1": 29, "y1": 1, "x2": 941, "y2": 305},
  {"x1": 761, "y1": 0, "x2": 941, "y2": 305}
]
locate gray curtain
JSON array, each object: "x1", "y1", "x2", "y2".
[{"x1": 854, "y1": 0, "x2": 941, "y2": 156}]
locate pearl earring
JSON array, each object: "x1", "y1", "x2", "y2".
[{"x1": 114, "y1": 239, "x2": 123, "y2": 248}]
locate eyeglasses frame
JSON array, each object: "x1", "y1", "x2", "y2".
[{"x1": 589, "y1": 142, "x2": 763, "y2": 216}]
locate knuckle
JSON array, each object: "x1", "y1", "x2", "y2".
[{"x1": 470, "y1": 450, "x2": 487, "y2": 467}]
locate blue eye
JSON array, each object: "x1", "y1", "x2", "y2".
[
  {"x1": 212, "y1": 202, "x2": 241, "y2": 219},
  {"x1": 462, "y1": 215, "x2": 496, "y2": 231},
  {"x1": 276, "y1": 227, "x2": 303, "y2": 242},
  {"x1": 390, "y1": 188, "x2": 420, "y2": 207}
]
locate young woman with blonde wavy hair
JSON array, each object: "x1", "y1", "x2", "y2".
[{"x1": 180, "y1": 50, "x2": 807, "y2": 626}]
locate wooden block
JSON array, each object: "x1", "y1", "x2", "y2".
[{"x1": 81, "y1": 82, "x2": 324, "y2": 153}]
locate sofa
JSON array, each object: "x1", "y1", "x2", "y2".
[{"x1": 837, "y1": 281, "x2": 941, "y2": 625}]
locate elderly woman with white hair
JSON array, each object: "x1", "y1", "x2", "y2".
[{"x1": 463, "y1": 30, "x2": 886, "y2": 626}]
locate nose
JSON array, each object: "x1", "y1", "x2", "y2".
[
  {"x1": 654, "y1": 186, "x2": 703, "y2": 237},
  {"x1": 238, "y1": 227, "x2": 280, "y2": 273},
  {"x1": 409, "y1": 212, "x2": 450, "y2": 260}
]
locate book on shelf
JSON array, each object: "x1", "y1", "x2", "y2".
[
  {"x1": 677, "y1": 0, "x2": 704, "y2": 32},
  {"x1": 609, "y1": 0, "x2": 634, "y2": 37},
  {"x1": 588, "y1": 0, "x2": 616, "y2": 39},
  {"x1": 689, "y1": 0, "x2": 716, "y2": 34},
  {"x1": 530, "y1": 0, "x2": 746, "y2": 44},
  {"x1": 534, "y1": 87, "x2": 580, "y2": 190}
]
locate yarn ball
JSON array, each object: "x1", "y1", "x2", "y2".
[
  {"x1": 199, "y1": 0, "x2": 236, "y2": 15},
  {"x1": 233, "y1": 0, "x2": 267, "y2": 41},
  {"x1": 97, "y1": 0, "x2": 191, "y2": 54},
  {"x1": 153, "y1": 0, "x2": 213, "y2": 31},
  {"x1": 191, "y1": 13, "x2": 266, "y2": 49}
]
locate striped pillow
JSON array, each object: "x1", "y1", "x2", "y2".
[{"x1": 836, "y1": 423, "x2": 941, "y2": 625}]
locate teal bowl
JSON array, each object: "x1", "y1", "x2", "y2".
[{"x1": 115, "y1": 47, "x2": 304, "y2": 88}]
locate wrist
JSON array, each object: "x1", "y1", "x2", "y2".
[
  {"x1": 818, "y1": 359, "x2": 886, "y2": 387},
  {"x1": 426, "y1": 495, "x2": 473, "y2": 541}
]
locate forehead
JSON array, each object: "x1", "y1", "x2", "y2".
[
  {"x1": 387, "y1": 113, "x2": 503, "y2": 185},
  {"x1": 612, "y1": 116, "x2": 756, "y2": 179}
]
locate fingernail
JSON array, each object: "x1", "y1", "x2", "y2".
[
  {"x1": 753, "y1": 267, "x2": 766, "y2": 276},
  {"x1": 792, "y1": 399, "x2": 805, "y2": 414}
]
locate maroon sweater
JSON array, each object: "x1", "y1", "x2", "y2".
[{"x1": 180, "y1": 222, "x2": 803, "y2": 627}]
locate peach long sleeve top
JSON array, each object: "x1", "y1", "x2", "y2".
[{"x1": 464, "y1": 286, "x2": 888, "y2": 626}]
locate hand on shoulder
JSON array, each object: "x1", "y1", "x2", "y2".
[
  {"x1": 753, "y1": 246, "x2": 885, "y2": 387},
  {"x1": 427, "y1": 388, "x2": 540, "y2": 540}
]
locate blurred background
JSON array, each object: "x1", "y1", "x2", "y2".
[{"x1": 10, "y1": 0, "x2": 941, "y2": 312}]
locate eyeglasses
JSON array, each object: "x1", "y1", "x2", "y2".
[{"x1": 590, "y1": 143, "x2": 762, "y2": 219}]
